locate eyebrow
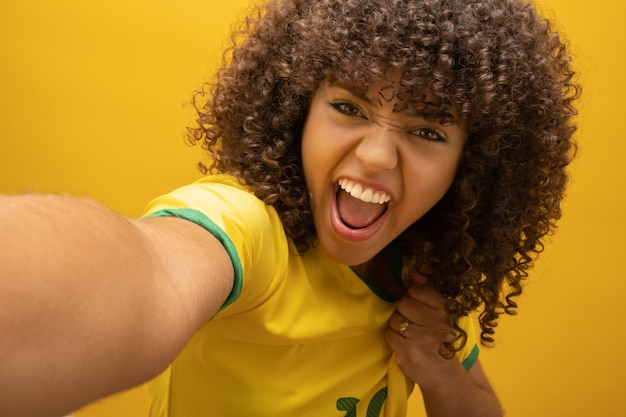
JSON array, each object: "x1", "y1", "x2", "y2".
[
  {"x1": 326, "y1": 81, "x2": 461, "y2": 127},
  {"x1": 327, "y1": 82, "x2": 376, "y2": 106}
]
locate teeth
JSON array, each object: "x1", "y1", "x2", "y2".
[{"x1": 338, "y1": 179, "x2": 391, "y2": 204}]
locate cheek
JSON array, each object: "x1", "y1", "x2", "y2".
[
  {"x1": 412, "y1": 155, "x2": 458, "y2": 185},
  {"x1": 433, "y1": 166, "x2": 459, "y2": 200},
  {"x1": 404, "y1": 159, "x2": 459, "y2": 212}
]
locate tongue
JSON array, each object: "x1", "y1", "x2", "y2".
[{"x1": 337, "y1": 189, "x2": 387, "y2": 229}]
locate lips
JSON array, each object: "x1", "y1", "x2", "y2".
[{"x1": 336, "y1": 179, "x2": 390, "y2": 229}]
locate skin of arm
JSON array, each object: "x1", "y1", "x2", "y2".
[
  {"x1": 385, "y1": 278, "x2": 503, "y2": 417},
  {"x1": 0, "y1": 194, "x2": 234, "y2": 417}
]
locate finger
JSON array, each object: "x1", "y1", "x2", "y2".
[
  {"x1": 404, "y1": 284, "x2": 446, "y2": 310},
  {"x1": 407, "y1": 269, "x2": 428, "y2": 287},
  {"x1": 396, "y1": 294, "x2": 448, "y2": 330},
  {"x1": 388, "y1": 311, "x2": 417, "y2": 338},
  {"x1": 385, "y1": 325, "x2": 406, "y2": 350}
]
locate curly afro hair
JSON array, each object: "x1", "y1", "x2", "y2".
[{"x1": 189, "y1": 0, "x2": 580, "y2": 348}]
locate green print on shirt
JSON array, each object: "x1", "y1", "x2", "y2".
[{"x1": 337, "y1": 387, "x2": 388, "y2": 417}]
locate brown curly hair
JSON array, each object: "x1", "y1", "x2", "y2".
[{"x1": 188, "y1": 0, "x2": 580, "y2": 348}]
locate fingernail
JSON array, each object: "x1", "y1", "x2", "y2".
[{"x1": 408, "y1": 270, "x2": 428, "y2": 286}]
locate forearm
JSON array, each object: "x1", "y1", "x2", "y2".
[
  {"x1": 419, "y1": 362, "x2": 503, "y2": 417},
  {"x1": 0, "y1": 194, "x2": 187, "y2": 416}
]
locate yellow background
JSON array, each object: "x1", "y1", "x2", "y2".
[{"x1": 0, "y1": 0, "x2": 624, "y2": 416}]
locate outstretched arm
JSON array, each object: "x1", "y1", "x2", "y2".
[
  {"x1": 386, "y1": 276, "x2": 503, "y2": 417},
  {"x1": 0, "y1": 194, "x2": 234, "y2": 417}
]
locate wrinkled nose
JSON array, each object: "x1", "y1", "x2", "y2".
[{"x1": 354, "y1": 125, "x2": 399, "y2": 171}]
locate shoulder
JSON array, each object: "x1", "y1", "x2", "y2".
[
  {"x1": 144, "y1": 175, "x2": 282, "y2": 242},
  {"x1": 143, "y1": 175, "x2": 291, "y2": 314}
]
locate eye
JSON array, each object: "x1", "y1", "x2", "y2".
[
  {"x1": 330, "y1": 101, "x2": 366, "y2": 118},
  {"x1": 410, "y1": 127, "x2": 447, "y2": 143}
]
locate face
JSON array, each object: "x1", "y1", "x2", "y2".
[{"x1": 301, "y1": 78, "x2": 468, "y2": 267}]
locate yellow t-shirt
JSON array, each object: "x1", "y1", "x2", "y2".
[{"x1": 143, "y1": 174, "x2": 479, "y2": 417}]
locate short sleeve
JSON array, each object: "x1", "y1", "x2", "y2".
[
  {"x1": 142, "y1": 175, "x2": 290, "y2": 317},
  {"x1": 456, "y1": 315, "x2": 480, "y2": 370}
]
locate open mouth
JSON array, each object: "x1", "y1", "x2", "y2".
[{"x1": 336, "y1": 179, "x2": 390, "y2": 229}]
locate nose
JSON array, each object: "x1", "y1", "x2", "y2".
[{"x1": 354, "y1": 124, "x2": 399, "y2": 171}]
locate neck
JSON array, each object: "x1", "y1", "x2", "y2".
[{"x1": 351, "y1": 246, "x2": 406, "y2": 298}]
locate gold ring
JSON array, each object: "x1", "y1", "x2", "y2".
[{"x1": 397, "y1": 319, "x2": 410, "y2": 336}]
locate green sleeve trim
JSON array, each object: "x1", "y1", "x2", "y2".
[
  {"x1": 462, "y1": 344, "x2": 480, "y2": 371},
  {"x1": 144, "y1": 208, "x2": 243, "y2": 314}
]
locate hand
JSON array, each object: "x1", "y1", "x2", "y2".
[{"x1": 385, "y1": 270, "x2": 461, "y2": 389}]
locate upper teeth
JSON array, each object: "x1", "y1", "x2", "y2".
[{"x1": 338, "y1": 179, "x2": 391, "y2": 204}]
